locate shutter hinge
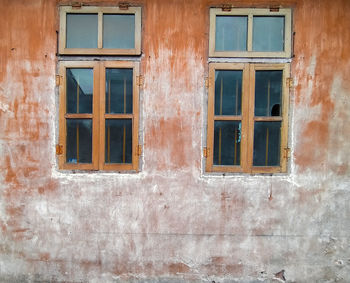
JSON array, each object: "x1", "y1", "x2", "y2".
[
  {"x1": 286, "y1": 77, "x2": 294, "y2": 88},
  {"x1": 71, "y1": 2, "x2": 82, "y2": 8},
  {"x1": 56, "y1": 144, "x2": 63, "y2": 155},
  {"x1": 203, "y1": 147, "x2": 209, "y2": 158},
  {"x1": 221, "y1": 4, "x2": 232, "y2": 12},
  {"x1": 136, "y1": 75, "x2": 144, "y2": 88},
  {"x1": 137, "y1": 145, "x2": 142, "y2": 156},
  {"x1": 283, "y1": 147, "x2": 291, "y2": 159},
  {"x1": 119, "y1": 2, "x2": 129, "y2": 10}
]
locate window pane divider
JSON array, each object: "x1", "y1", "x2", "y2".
[
  {"x1": 105, "y1": 114, "x2": 133, "y2": 119},
  {"x1": 214, "y1": 115, "x2": 242, "y2": 121},
  {"x1": 254, "y1": 116, "x2": 282, "y2": 121},
  {"x1": 65, "y1": 113, "x2": 93, "y2": 119}
]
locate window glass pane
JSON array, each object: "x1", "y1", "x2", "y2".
[
  {"x1": 106, "y1": 69, "x2": 133, "y2": 114},
  {"x1": 253, "y1": 16, "x2": 284, "y2": 52},
  {"x1": 215, "y1": 70, "x2": 242, "y2": 115},
  {"x1": 105, "y1": 119, "x2": 132, "y2": 164},
  {"x1": 103, "y1": 14, "x2": 135, "y2": 49},
  {"x1": 214, "y1": 121, "x2": 241, "y2": 166},
  {"x1": 66, "y1": 14, "x2": 98, "y2": 48},
  {"x1": 215, "y1": 16, "x2": 247, "y2": 51},
  {"x1": 253, "y1": 121, "x2": 281, "y2": 166},
  {"x1": 66, "y1": 68, "x2": 93, "y2": 114},
  {"x1": 66, "y1": 119, "x2": 92, "y2": 164},
  {"x1": 254, "y1": 70, "x2": 282, "y2": 116}
]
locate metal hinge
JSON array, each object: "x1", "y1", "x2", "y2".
[
  {"x1": 203, "y1": 147, "x2": 209, "y2": 158},
  {"x1": 119, "y1": 2, "x2": 129, "y2": 10},
  {"x1": 221, "y1": 4, "x2": 232, "y2": 11},
  {"x1": 205, "y1": 77, "x2": 210, "y2": 89},
  {"x1": 71, "y1": 2, "x2": 82, "y2": 8},
  {"x1": 56, "y1": 75, "x2": 62, "y2": 86},
  {"x1": 270, "y1": 6, "x2": 280, "y2": 12},
  {"x1": 286, "y1": 77, "x2": 294, "y2": 88},
  {"x1": 283, "y1": 147, "x2": 291, "y2": 159},
  {"x1": 136, "y1": 75, "x2": 144, "y2": 88},
  {"x1": 137, "y1": 145, "x2": 142, "y2": 156},
  {"x1": 56, "y1": 144, "x2": 63, "y2": 155}
]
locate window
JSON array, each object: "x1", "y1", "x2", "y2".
[
  {"x1": 59, "y1": 6, "x2": 141, "y2": 55},
  {"x1": 206, "y1": 8, "x2": 292, "y2": 173},
  {"x1": 58, "y1": 61, "x2": 140, "y2": 171},
  {"x1": 209, "y1": 8, "x2": 292, "y2": 57}
]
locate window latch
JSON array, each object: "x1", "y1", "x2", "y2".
[{"x1": 56, "y1": 144, "x2": 63, "y2": 155}]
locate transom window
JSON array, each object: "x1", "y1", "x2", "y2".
[
  {"x1": 209, "y1": 8, "x2": 292, "y2": 57},
  {"x1": 59, "y1": 6, "x2": 141, "y2": 55}
]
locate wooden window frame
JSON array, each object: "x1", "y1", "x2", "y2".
[
  {"x1": 59, "y1": 6, "x2": 142, "y2": 55},
  {"x1": 206, "y1": 62, "x2": 290, "y2": 173},
  {"x1": 209, "y1": 8, "x2": 292, "y2": 58},
  {"x1": 58, "y1": 61, "x2": 140, "y2": 171}
]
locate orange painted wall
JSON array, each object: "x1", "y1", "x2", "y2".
[{"x1": 0, "y1": 0, "x2": 349, "y2": 281}]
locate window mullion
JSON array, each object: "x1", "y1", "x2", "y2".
[
  {"x1": 92, "y1": 63, "x2": 101, "y2": 170},
  {"x1": 98, "y1": 11, "x2": 103, "y2": 49},
  {"x1": 98, "y1": 62, "x2": 105, "y2": 170},
  {"x1": 247, "y1": 13, "x2": 253, "y2": 52},
  {"x1": 246, "y1": 63, "x2": 256, "y2": 172}
]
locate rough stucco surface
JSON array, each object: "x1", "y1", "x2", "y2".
[{"x1": 0, "y1": 0, "x2": 350, "y2": 282}]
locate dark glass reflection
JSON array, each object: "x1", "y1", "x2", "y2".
[
  {"x1": 215, "y1": 16, "x2": 247, "y2": 51},
  {"x1": 105, "y1": 119, "x2": 132, "y2": 164},
  {"x1": 66, "y1": 119, "x2": 92, "y2": 164},
  {"x1": 253, "y1": 122, "x2": 281, "y2": 166},
  {"x1": 215, "y1": 70, "x2": 242, "y2": 116},
  {"x1": 255, "y1": 70, "x2": 282, "y2": 116},
  {"x1": 106, "y1": 69, "x2": 133, "y2": 114},
  {"x1": 214, "y1": 121, "x2": 241, "y2": 166},
  {"x1": 66, "y1": 14, "x2": 98, "y2": 48},
  {"x1": 103, "y1": 14, "x2": 135, "y2": 49},
  {"x1": 66, "y1": 68, "x2": 93, "y2": 114},
  {"x1": 253, "y1": 16, "x2": 285, "y2": 52}
]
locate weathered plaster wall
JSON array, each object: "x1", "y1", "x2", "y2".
[{"x1": 0, "y1": 0, "x2": 349, "y2": 282}]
